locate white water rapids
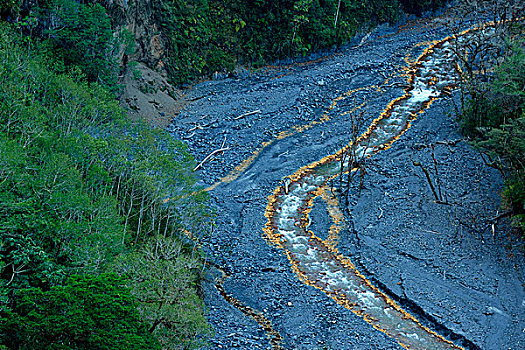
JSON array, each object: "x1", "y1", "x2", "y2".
[{"x1": 264, "y1": 31, "x2": 473, "y2": 350}]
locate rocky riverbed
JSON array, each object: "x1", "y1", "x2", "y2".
[{"x1": 169, "y1": 13, "x2": 524, "y2": 350}]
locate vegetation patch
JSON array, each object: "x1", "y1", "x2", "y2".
[
  {"x1": 449, "y1": 0, "x2": 524, "y2": 236},
  {"x1": 0, "y1": 24, "x2": 212, "y2": 349},
  {"x1": 153, "y1": 0, "x2": 450, "y2": 85}
]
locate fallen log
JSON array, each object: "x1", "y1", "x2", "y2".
[
  {"x1": 234, "y1": 109, "x2": 261, "y2": 120},
  {"x1": 194, "y1": 137, "x2": 229, "y2": 171}
]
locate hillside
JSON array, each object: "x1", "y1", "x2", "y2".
[{"x1": 0, "y1": 24, "x2": 211, "y2": 349}]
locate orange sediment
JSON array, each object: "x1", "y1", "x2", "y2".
[{"x1": 261, "y1": 26, "x2": 495, "y2": 349}]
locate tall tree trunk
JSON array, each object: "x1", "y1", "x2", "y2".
[
  {"x1": 334, "y1": 0, "x2": 342, "y2": 28},
  {"x1": 135, "y1": 192, "x2": 146, "y2": 244}
]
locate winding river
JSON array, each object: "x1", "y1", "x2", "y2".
[
  {"x1": 262, "y1": 29, "x2": 475, "y2": 350},
  {"x1": 177, "y1": 18, "x2": 524, "y2": 349}
]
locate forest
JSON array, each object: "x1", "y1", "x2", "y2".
[
  {"x1": 153, "y1": 0, "x2": 448, "y2": 84},
  {"x1": 0, "y1": 15, "x2": 211, "y2": 350},
  {"x1": 0, "y1": 0, "x2": 523, "y2": 349}
]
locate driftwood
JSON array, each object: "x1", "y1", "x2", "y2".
[
  {"x1": 188, "y1": 117, "x2": 217, "y2": 132},
  {"x1": 234, "y1": 109, "x2": 261, "y2": 120},
  {"x1": 491, "y1": 210, "x2": 513, "y2": 223},
  {"x1": 193, "y1": 137, "x2": 229, "y2": 171},
  {"x1": 413, "y1": 139, "x2": 463, "y2": 150},
  {"x1": 436, "y1": 139, "x2": 463, "y2": 146},
  {"x1": 182, "y1": 132, "x2": 196, "y2": 140},
  {"x1": 188, "y1": 124, "x2": 204, "y2": 132},
  {"x1": 357, "y1": 31, "x2": 372, "y2": 47},
  {"x1": 411, "y1": 158, "x2": 441, "y2": 203},
  {"x1": 383, "y1": 82, "x2": 410, "y2": 89}
]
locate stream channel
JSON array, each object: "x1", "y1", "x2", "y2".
[{"x1": 169, "y1": 13, "x2": 525, "y2": 350}]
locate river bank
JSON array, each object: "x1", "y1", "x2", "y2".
[{"x1": 169, "y1": 13, "x2": 524, "y2": 350}]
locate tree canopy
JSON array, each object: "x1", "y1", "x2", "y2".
[
  {"x1": 2, "y1": 274, "x2": 161, "y2": 350},
  {"x1": 0, "y1": 22, "x2": 212, "y2": 348}
]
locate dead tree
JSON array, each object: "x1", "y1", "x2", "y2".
[
  {"x1": 444, "y1": 0, "x2": 525, "y2": 124},
  {"x1": 411, "y1": 145, "x2": 448, "y2": 205},
  {"x1": 337, "y1": 104, "x2": 371, "y2": 207}
]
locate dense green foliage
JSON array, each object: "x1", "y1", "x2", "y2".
[
  {"x1": 0, "y1": 24, "x2": 211, "y2": 348},
  {"x1": 0, "y1": 0, "x2": 20, "y2": 18},
  {"x1": 447, "y1": 0, "x2": 525, "y2": 235},
  {"x1": 43, "y1": 0, "x2": 120, "y2": 88},
  {"x1": 7, "y1": 0, "x2": 126, "y2": 91},
  {"x1": 3, "y1": 0, "x2": 449, "y2": 86},
  {"x1": 154, "y1": 0, "x2": 447, "y2": 85},
  {"x1": 399, "y1": 0, "x2": 448, "y2": 15},
  {"x1": 457, "y1": 38, "x2": 525, "y2": 234},
  {"x1": 3, "y1": 274, "x2": 160, "y2": 349},
  {"x1": 115, "y1": 237, "x2": 209, "y2": 348}
]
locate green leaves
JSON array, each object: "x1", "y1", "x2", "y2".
[
  {"x1": 491, "y1": 41, "x2": 525, "y2": 109},
  {"x1": 155, "y1": 0, "x2": 405, "y2": 84},
  {"x1": 0, "y1": 0, "x2": 21, "y2": 17},
  {"x1": 477, "y1": 116, "x2": 525, "y2": 233},
  {"x1": 2, "y1": 274, "x2": 161, "y2": 350},
  {"x1": 0, "y1": 234, "x2": 65, "y2": 292},
  {"x1": 459, "y1": 35, "x2": 525, "y2": 235},
  {"x1": 44, "y1": 0, "x2": 119, "y2": 89},
  {"x1": 114, "y1": 236, "x2": 210, "y2": 350},
  {"x1": 398, "y1": 0, "x2": 447, "y2": 15},
  {"x1": 0, "y1": 22, "x2": 212, "y2": 347}
]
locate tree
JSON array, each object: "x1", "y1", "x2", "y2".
[
  {"x1": 399, "y1": 0, "x2": 447, "y2": 15},
  {"x1": 44, "y1": 0, "x2": 119, "y2": 89},
  {"x1": 447, "y1": 0, "x2": 525, "y2": 234},
  {"x1": 115, "y1": 236, "x2": 210, "y2": 350},
  {"x1": 334, "y1": 101, "x2": 371, "y2": 207},
  {"x1": 2, "y1": 274, "x2": 161, "y2": 349},
  {"x1": 0, "y1": 23, "x2": 212, "y2": 347},
  {"x1": 0, "y1": 0, "x2": 20, "y2": 18},
  {"x1": 477, "y1": 116, "x2": 525, "y2": 230}
]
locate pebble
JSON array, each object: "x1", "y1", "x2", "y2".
[{"x1": 172, "y1": 18, "x2": 525, "y2": 350}]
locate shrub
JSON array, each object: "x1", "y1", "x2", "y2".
[{"x1": 459, "y1": 40, "x2": 525, "y2": 234}]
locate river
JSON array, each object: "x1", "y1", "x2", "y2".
[{"x1": 169, "y1": 12, "x2": 525, "y2": 350}]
